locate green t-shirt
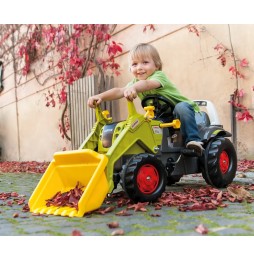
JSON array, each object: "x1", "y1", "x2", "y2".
[{"x1": 127, "y1": 70, "x2": 200, "y2": 112}]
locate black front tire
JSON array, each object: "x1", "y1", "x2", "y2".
[
  {"x1": 120, "y1": 154, "x2": 167, "y2": 202},
  {"x1": 201, "y1": 137, "x2": 237, "y2": 188}
]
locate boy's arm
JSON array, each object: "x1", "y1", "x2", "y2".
[
  {"x1": 87, "y1": 79, "x2": 161, "y2": 108},
  {"x1": 87, "y1": 87, "x2": 125, "y2": 108},
  {"x1": 123, "y1": 79, "x2": 161, "y2": 101}
]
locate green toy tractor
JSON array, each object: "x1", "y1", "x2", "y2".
[{"x1": 29, "y1": 95, "x2": 237, "y2": 217}]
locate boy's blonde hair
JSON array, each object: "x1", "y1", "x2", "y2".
[{"x1": 129, "y1": 43, "x2": 162, "y2": 70}]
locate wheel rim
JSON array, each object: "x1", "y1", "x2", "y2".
[
  {"x1": 137, "y1": 164, "x2": 159, "y2": 194},
  {"x1": 219, "y1": 151, "x2": 230, "y2": 174}
]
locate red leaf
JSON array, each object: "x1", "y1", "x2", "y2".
[
  {"x1": 195, "y1": 224, "x2": 208, "y2": 234},
  {"x1": 237, "y1": 160, "x2": 254, "y2": 172},
  {"x1": 127, "y1": 202, "x2": 149, "y2": 212},
  {"x1": 45, "y1": 182, "x2": 84, "y2": 210},
  {"x1": 96, "y1": 206, "x2": 115, "y2": 215},
  {"x1": 115, "y1": 210, "x2": 132, "y2": 216},
  {"x1": 11, "y1": 192, "x2": 19, "y2": 197},
  {"x1": 72, "y1": 230, "x2": 82, "y2": 236},
  {"x1": 216, "y1": 191, "x2": 223, "y2": 201},
  {"x1": 240, "y1": 58, "x2": 249, "y2": 67},
  {"x1": 214, "y1": 43, "x2": 225, "y2": 51}
]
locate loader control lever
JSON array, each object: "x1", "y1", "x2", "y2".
[
  {"x1": 160, "y1": 119, "x2": 181, "y2": 129},
  {"x1": 102, "y1": 110, "x2": 112, "y2": 121}
]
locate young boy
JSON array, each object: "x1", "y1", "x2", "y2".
[{"x1": 87, "y1": 43, "x2": 204, "y2": 156}]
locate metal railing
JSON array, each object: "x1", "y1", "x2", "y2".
[{"x1": 68, "y1": 75, "x2": 113, "y2": 150}]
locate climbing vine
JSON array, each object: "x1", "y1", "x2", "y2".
[
  {"x1": 0, "y1": 24, "x2": 155, "y2": 141},
  {"x1": 188, "y1": 24, "x2": 254, "y2": 122},
  {"x1": 0, "y1": 24, "x2": 123, "y2": 140}
]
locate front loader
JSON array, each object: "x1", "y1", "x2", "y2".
[{"x1": 29, "y1": 95, "x2": 237, "y2": 217}]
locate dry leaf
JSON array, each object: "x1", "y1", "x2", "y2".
[
  {"x1": 115, "y1": 210, "x2": 132, "y2": 216},
  {"x1": 72, "y1": 230, "x2": 82, "y2": 236},
  {"x1": 227, "y1": 186, "x2": 252, "y2": 200},
  {"x1": 195, "y1": 224, "x2": 208, "y2": 234},
  {"x1": 107, "y1": 221, "x2": 119, "y2": 228},
  {"x1": 13, "y1": 213, "x2": 19, "y2": 218},
  {"x1": 236, "y1": 173, "x2": 246, "y2": 178},
  {"x1": 150, "y1": 213, "x2": 161, "y2": 217},
  {"x1": 127, "y1": 202, "x2": 149, "y2": 212},
  {"x1": 45, "y1": 182, "x2": 84, "y2": 210},
  {"x1": 111, "y1": 229, "x2": 124, "y2": 236}
]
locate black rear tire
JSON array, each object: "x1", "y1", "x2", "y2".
[
  {"x1": 120, "y1": 154, "x2": 167, "y2": 202},
  {"x1": 201, "y1": 137, "x2": 237, "y2": 188}
]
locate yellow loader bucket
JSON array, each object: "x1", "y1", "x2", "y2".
[{"x1": 28, "y1": 149, "x2": 109, "y2": 217}]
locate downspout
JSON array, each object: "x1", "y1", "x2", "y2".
[
  {"x1": 230, "y1": 94, "x2": 237, "y2": 152},
  {"x1": 228, "y1": 24, "x2": 238, "y2": 153}
]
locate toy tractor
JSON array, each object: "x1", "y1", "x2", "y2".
[{"x1": 29, "y1": 95, "x2": 237, "y2": 217}]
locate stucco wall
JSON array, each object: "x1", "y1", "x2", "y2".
[
  {"x1": 0, "y1": 24, "x2": 254, "y2": 161},
  {"x1": 112, "y1": 24, "x2": 254, "y2": 160}
]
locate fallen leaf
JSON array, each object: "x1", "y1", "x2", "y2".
[
  {"x1": 236, "y1": 173, "x2": 246, "y2": 178},
  {"x1": 150, "y1": 213, "x2": 161, "y2": 217},
  {"x1": 111, "y1": 229, "x2": 124, "y2": 236},
  {"x1": 103, "y1": 206, "x2": 115, "y2": 213},
  {"x1": 13, "y1": 213, "x2": 19, "y2": 218},
  {"x1": 72, "y1": 230, "x2": 82, "y2": 236},
  {"x1": 22, "y1": 204, "x2": 30, "y2": 212},
  {"x1": 216, "y1": 191, "x2": 223, "y2": 201},
  {"x1": 115, "y1": 210, "x2": 132, "y2": 216},
  {"x1": 107, "y1": 221, "x2": 119, "y2": 228},
  {"x1": 45, "y1": 182, "x2": 84, "y2": 210},
  {"x1": 11, "y1": 192, "x2": 19, "y2": 197},
  {"x1": 0, "y1": 161, "x2": 50, "y2": 174},
  {"x1": 195, "y1": 224, "x2": 208, "y2": 234},
  {"x1": 154, "y1": 204, "x2": 162, "y2": 210},
  {"x1": 227, "y1": 186, "x2": 252, "y2": 200},
  {"x1": 7, "y1": 200, "x2": 13, "y2": 206},
  {"x1": 127, "y1": 202, "x2": 149, "y2": 212},
  {"x1": 246, "y1": 184, "x2": 254, "y2": 191},
  {"x1": 237, "y1": 160, "x2": 254, "y2": 172},
  {"x1": 96, "y1": 206, "x2": 115, "y2": 215}
]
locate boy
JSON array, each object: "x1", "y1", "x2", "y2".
[{"x1": 87, "y1": 43, "x2": 204, "y2": 156}]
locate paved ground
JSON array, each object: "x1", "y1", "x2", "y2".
[{"x1": 1, "y1": 171, "x2": 254, "y2": 237}]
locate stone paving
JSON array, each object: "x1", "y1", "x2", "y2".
[{"x1": 1, "y1": 171, "x2": 254, "y2": 236}]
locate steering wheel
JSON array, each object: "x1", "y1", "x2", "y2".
[{"x1": 141, "y1": 95, "x2": 175, "y2": 119}]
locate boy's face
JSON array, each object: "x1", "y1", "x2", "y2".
[{"x1": 130, "y1": 56, "x2": 158, "y2": 80}]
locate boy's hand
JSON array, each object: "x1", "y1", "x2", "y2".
[
  {"x1": 123, "y1": 87, "x2": 137, "y2": 102},
  {"x1": 87, "y1": 95, "x2": 102, "y2": 108}
]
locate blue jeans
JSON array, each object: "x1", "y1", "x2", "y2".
[{"x1": 173, "y1": 102, "x2": 201, "y2": 144}]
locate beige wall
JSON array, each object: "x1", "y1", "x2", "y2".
[
  {"x1": 112, "y1": 24, "x2": 254, "y2": 160},
  {"x1": 1, "y1": 24, "x2": 254, "y2": 161}
]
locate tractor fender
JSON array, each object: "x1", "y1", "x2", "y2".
[{"x1": 199, "y1": 125, "x2": 232, "y2": 142}]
